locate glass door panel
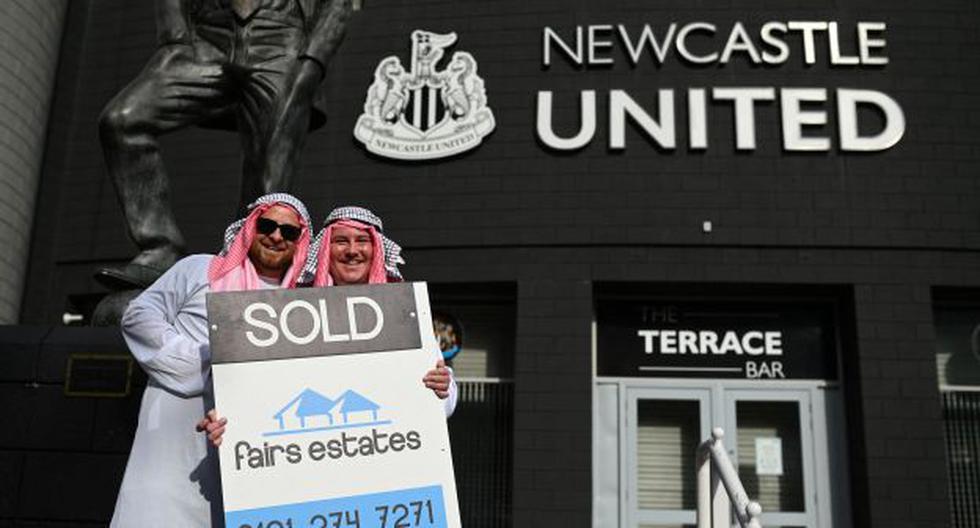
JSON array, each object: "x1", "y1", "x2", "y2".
[
  {"x1": 725, "y1": 390, "x2": 817, "y2": 528},
  {"x1": 637, "y1": 399, "x2": 701, "y2": 510},
  {"x1": 735, "y1": 401, "x2": 806, "y2": 512},
  {"x1": 626, "y1": 388, "x2": 710, "y2": 528}
]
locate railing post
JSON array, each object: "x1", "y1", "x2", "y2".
[
  {"x1": 710, "y1": 428, "x2": 731, "y2": 528},
  {"x1": 696, "y1": 427, "x2": 762, "y2": 528},
  {"x1": 696, "y1": 440, "x2": 711, "y2": 528},
  {"x1": 746, "y1": 501, "x2": 763, "y2": 528}
]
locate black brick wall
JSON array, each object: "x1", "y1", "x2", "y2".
[
  {"x1": 0, "y1": 326, "x2": 138, "y2": 527},
  {"x1": 23, "y1": 1, "x2": 980, "y2": 318},
  {"x1": 12, "y1": 0, "x2": 980, "y2": 526},
  {"x1": 854, "y1": 284, "x2": 951, "y2": 526}
]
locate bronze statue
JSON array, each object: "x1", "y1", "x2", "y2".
[{"x1": 97, "y1": 0, "x2": 351, "y2": 288}]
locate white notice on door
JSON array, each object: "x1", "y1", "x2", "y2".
[{"x1": 755, "y1": 437, "x2": 784, "y2": 476}]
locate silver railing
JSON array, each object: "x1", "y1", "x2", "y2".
[{"x1": 696, "y1": 427, "x2": 763, "y2": 528}]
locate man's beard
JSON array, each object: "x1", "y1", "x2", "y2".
[{"x1": 249, "y1": 242, "x2": 294, "y2": 274}]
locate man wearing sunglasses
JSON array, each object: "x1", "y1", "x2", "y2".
[{"x1": 110, "y1": 193, "x2": 312, "y2": 528}]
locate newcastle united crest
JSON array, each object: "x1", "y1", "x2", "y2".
[{"x1": 354, "y1": 30, "x2": 496, "y2": 160}]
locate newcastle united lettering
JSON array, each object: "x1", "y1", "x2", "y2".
[
  {"x1": 542, "y1": 22, "x2": 890, "y2": 67},
  {"x1": 369, "y1": 132, "x2": 480, "y2": 156},
  {"x1": 538, "y1": 21, "x2": 906, "y2": 152}
]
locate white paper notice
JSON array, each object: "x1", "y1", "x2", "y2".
[{"x1": 755, "y1": 437, "x2": 784, "y2": 476}]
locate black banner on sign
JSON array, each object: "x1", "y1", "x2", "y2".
[
  {"x1": 596, "y1": 298, "x2": 838, "y2": 380},
  {"x1": 207, "y1": 283, "x2": 422, "y2": 364}
]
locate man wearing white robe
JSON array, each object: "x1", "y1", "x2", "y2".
[{"x1": 110, "y1": 193, "x2": 314, "y2": 528}]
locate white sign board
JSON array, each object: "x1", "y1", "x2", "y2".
[
  {"x1": 208, "y1": 283, "x2": 460, "y2": 528},
  {"x1": 754, "y1": 437, "x2": 784, "y2": 476}
]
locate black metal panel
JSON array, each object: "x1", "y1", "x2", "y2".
[
  {"x1": 448, "y1": 381, "x2": 513, "y2": 528},
  {"x1": 944, "y1": 391, "x2": 980, "y2": 528}
]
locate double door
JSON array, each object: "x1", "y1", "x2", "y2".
[{"x1": 613, "y1": 382, "x2": 848, "y2": 528}]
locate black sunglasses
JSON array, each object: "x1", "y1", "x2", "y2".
[{"x1": 256, "y1": 217, "x2": 302, "y2": 242}]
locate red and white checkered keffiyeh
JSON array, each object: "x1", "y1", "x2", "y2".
[
  {"x1": 208, "y1": 193, "x2": 312, "y2": 292},
  {"x1": 303, "y1": 206, "x2": 404, "y2": 286},
  {"x1": 311, "y1": 219, "x2": 388, "y2": 287}
]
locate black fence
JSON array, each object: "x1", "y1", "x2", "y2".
[
  {"x1": 448, "y1": 380, "x2": 514, "y2": 528},
  {"x1": 943, "y1": 391, "x2": 980, "y2": 528}
]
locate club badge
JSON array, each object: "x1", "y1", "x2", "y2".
[{"x1": 354, "y1": 30, "x2": 496, "y2": 160}]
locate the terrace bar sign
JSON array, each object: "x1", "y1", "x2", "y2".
[{"x1": 596, "y1": 298, "x2": 838, "y2": 380}]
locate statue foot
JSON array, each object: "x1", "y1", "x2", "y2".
[
  {"x1": 91, "y1": 289, "x2": 143, "y2": 326},
  {"x1": 94, "y1": 248, "x2": 182, "y2": 289},
  {"x1": 95, "y1": 263, "x2": 167, "y2": 289}
]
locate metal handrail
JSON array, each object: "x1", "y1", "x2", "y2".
[{"x1": 696, "y1": 427, "x2": 763, "y2": 528}]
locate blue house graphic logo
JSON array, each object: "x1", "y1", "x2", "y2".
[{"x1": 264, "y1": 389, "x2": 391, "y2": 437}]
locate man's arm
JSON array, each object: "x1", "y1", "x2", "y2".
[
  {"x1": 155, "y1": 0, "x2": 191, "y2": 46},
  {"x1": 299, "y1": 0, "x2": 353, "y2": 79},
  {"x1": 121, "y1": 255, "x2": 210, "y2": 397},
  {"x1": 442, "y1": 364, "x2": 459, "y2": 418}
]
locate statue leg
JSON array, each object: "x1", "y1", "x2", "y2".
[
  {"x1": 236, "y1": 58, "x2": 313, "y2": 214},
  {"x1": 98, "y1": 49, "x2": 232, "y2": 285}
]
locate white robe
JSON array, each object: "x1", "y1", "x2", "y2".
[
  {"x1": 110, "y1": 254, "x2": 457, "y2": 527},
  {"x1": 111, "y1": 255, "x2": 222, "y2": 528}
]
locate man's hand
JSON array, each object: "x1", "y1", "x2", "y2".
[
  {"x1": 423, "y1": 359, "x2": 451, "y2": 399},
  {"x1": 196, "y1": 409, "x2": 227, "y2": 448}
]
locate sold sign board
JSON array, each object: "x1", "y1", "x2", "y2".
[{"x1": 207, "y1": 282, "x2": 460, "y2": 528}]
